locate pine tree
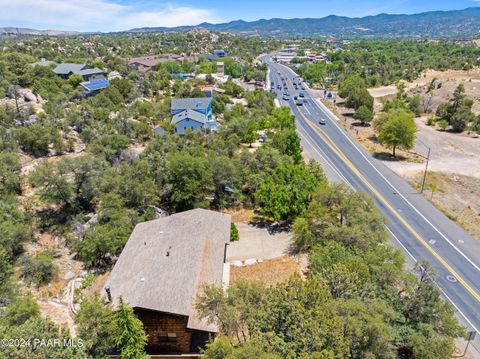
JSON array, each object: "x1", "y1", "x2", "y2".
[{"x1": 114, "y1": 297, "x2": 148, "y2": 359}]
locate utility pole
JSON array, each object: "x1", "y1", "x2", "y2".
[
  {"x1": 420, "y1": 146, "x2": 431, "y2": 194},
  {"x1": 454, "y1": 331, "x2": 476, "y2": 358}
]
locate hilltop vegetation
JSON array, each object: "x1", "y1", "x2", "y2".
[
  {"x1": 297, "y1": 39, "x2": 480, "y2": 88},
  {"x1": 128, "y1": 7, "x2": 480, "y2": 39}
]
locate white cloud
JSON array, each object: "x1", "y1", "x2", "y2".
[{"x1": 0, "y1": 0, "x2": 221, "y2": 31}]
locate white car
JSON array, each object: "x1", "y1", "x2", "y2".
[{"x1": 318, "y1": 118, "x2": 326, "y2": 125}]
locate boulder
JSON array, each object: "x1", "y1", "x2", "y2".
[
  {"x1": 63, "y1": 271, "x2": 75, "y2": 281},
  {"x1": 18, "y1": 88, "x2": 37, "y2": 102}
]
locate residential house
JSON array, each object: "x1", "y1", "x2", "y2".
[
  {"x1": 53, "y1": 63, "x2": 104, "y2": 81},
  {"x1": 103, "y1": 209, "x2": 232, "y2": 356},
  {"x1": 202, "y1": 49, "x2": 227, "y2": 61},
  {"x1": 170, "y1": 97, "x2": 215, "y2": 135},
  {"x1": 127, "y1": 54, "x2": 200, "y2": 72},
  {"x1": 216, "y1": 62, "x2": 224, "y2": 76},
  {"x1": 127, "y1": 55, "x2": 161, "y2": 72}
]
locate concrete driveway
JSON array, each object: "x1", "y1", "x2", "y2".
[{"x1": 226, "y1": 222, "x2": 292, "y2": 263}]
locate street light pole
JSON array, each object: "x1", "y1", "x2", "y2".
[{"x1": 420, "y1": 146, "x2": 431, "y2": 194}]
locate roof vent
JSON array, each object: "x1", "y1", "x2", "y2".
[{"x1": 166, "y1": 246, "x2": 172, "y2": 257}]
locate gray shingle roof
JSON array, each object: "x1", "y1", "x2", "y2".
[
  {"x1": 171, "y1": 97, "x2": 211, "y2": 112},
  {"x1": 172, "y1": 109, "x2": 208, "y2": 125},
  {"x1": 53, "y1": 63, "x2": 87, "y2": 75},
  {"x1": 77, "y1": 68, "x2": 104, "y2": 76},
  {"x1": 53, "y1": 63, "x2": 103, "y2": 76},
  {"x1": 103, "y1": 209, "x2": 231, "y2": 333}
]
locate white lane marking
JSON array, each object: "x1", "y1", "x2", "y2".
[
  {"x1": 296, "y1": 115, "x2": 352, "y2": 187},
  {"x1": 387, "y1": 227, "x2": 480, "y2": 335},
  {"x1": 272, "y1": 60, "x2": 480, "y2": 275},
  {"x1": 276, "y1": 61, "x2": 480, "y2": 272},
  {"x1": 312, "y1": 95, "x2": 480, "y2": 274}
]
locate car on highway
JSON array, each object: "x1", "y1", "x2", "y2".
[
  {"x1": 277, "y1": 84, "x2": 281, "y2": 90},
  {"x1": 318, "y1": 118, "x2": 326, "y2": 125},
  {"x1": 283, "y1": 93, "x2": 290, "y2": 101},
  {"x1": 299, "y1": 92, "x2": 305, "y2": 98},
  {"x1": 296, "y1": 98, "x2": 303, "y2": 106}
]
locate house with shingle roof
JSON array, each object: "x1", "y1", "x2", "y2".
[
  {"x1": 53, "y1": 63, "x2": 104, "y2": 81},
  {"x1": 103, "y1": 209, "x2": 231, "y2": 355},
  {"x1": 170, "y1": 97, "x2": 216, "y2": 135}
]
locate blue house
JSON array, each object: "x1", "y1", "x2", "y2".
[{"x1": 170, "y1": 97, "x2": 215, "y2": 135}]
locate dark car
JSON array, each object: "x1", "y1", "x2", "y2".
[{"x1": 299, "y1": 92, "x2": 305, "y2": 98}]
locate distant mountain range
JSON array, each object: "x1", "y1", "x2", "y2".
[
  {"x1": 129, "y1": 7, "x2": 480, "y2": 39},
  {"x1": 0, "y1": 27, "x2": 79, "y2": 36},
  {"x1": 3, "y1": 7, "x2": 480, "y2": 39}
]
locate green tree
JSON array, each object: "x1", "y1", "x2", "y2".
[
  {"x1": 74, "y1": 193, "x2": 136, "y2": 268},
  {"x1": 76, "y1": 297, "x2": 116, "y2": 358},
  {"x1": 376, "y1": 109, "x2": 417, "y2": 157},
  {"x1": 114, "y1": 297, "x2": 148, "y2": 359},
  {"x1": 29, "y1": 155, "x2": 106, "y2": 211},
  {"x1": 0, "y1": 151, "x2": 22, "y2": 195},
  {"x1": 21, "y1": 251, "x2": 58, "y2": 286},
  {"x1": 101, "y1": 160, "x2": 157, "y2": 208},
  {"x1": 166, "y1": 151, "x2": 214, "y2": 211},
  {"x1": 6, "y1": 295, "x2": 40, "y2": 326},
  {"x1": 255, "y1": 163, "x2": 324, "y2": 221},
  {"x1": 353, "y1": 105, "x2": 373, "y2": 125},
  {"x1": 292, "y1": 184, "x2": 386, "y2": 251},
  {"x1": 345, "y1": 87, "x2": 374, "y2": 111},
  {"x1": 408, "y1": 95, "x2": 422, "y2": 117},
  {"x1": 68, "y1": 73, "x2": 84, "y2": 87},
  {"x1": 271, "y1": 129, "x2": 302, "y2": 163},
  {"x1": 88, "y1": 134, "x2": 130, "y2": 164},
  {"x1": 338, "y1": 74, "x2": 367, "y2": 99},
  {"x1": 0, "y1": 247, "x2": 13, "y2": 295}
]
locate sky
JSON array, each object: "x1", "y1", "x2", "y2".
[{"x1": 1, "y1": 0, "x2": 480, "y2": 32}]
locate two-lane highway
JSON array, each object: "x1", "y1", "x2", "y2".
[{"x1": 264, "y1": 57, "x2": 480, "y2": 335}]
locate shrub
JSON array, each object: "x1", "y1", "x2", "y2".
[
  {"x1": 230, "y1": 223, "x2": 240, "y2": 241},
  {"x1": 21, "y1": 251, "x2": 57, "y2": 286}
]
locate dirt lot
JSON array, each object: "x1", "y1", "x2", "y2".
[
  {"x1": 369, "y1": 68, "x2": 480, "y2": 115},
  {"x1": 409, "y1": 172, "x2": 480, "y2": 241}
]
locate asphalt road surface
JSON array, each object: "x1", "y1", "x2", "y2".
[{"x1": 262, "y1": 56, "x2": 480, "y2": 338}]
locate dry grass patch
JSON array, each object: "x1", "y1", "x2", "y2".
[
  {"x1": 230, "y1": 256, "x2": 300, "y2": 287},
  {"x1": 221, "y1": 208, "x2": 256, "y2": 223},
  {"x1": 410, "y1": 171, "x2": 480, "y2": 240}
]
